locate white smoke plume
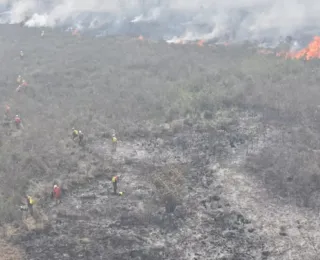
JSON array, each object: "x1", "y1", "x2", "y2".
[
  {"x1": 131, "y1": 7, "x2": 162, "y2": 23},
  {"x1": 0, "y1": 0, "x2": 320, "y2": 44}
]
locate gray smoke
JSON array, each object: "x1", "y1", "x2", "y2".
[{"x1": 0, "y1": 0, "x2": 319, "y2": 44}]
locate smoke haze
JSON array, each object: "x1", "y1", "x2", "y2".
[{"x1": 0, "y1": 0, "x2": 319, "y2": 44}]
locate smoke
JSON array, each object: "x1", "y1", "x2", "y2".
[
  {"x1": 131, "y1": 7, "x2": 162, "y2": 23},
  {"x1": 1, "y1": 0, "x2": 320, "y2": 44}
]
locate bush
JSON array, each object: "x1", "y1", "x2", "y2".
[{"x1": 151, "y1": 165, "x2": 185, "y2": 213}]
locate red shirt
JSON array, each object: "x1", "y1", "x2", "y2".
[
  {"x1": 53, "y1": 187, "x2": 61, "y2": 198},
  {"x1": 15, "y1": 117, "x2": 21, "y2": 123}
]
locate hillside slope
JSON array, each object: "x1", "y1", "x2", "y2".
[{"x1": 1, "y1": 25, "x2": 320, "y2": 260}]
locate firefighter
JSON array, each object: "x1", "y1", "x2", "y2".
[
  {"x1": 20, "y1": 50, "x2": 24, "y2": 59},
  {"x1": 52, "y1": 185, "x2": 61, "y2": 205},
  {"x1": 16, "y1": 80, "x2": 27, "y2": 92},
  {"x1": 112, "y1": 133, "x2": 117, "y2": 152},
  {"x1": 21, "y1": 79, "x2": 27, "y2": 87},
  {"x1": 26, "y1": 195, "x2": 34, "y2": 215},
  {"x1": 15, "y1": 115, "x2": 21, "y2": 129},
  {"x1": 72, "y1": 128, "x2": 79, "y2": 140},
  {"x1": 17, "y1": 75, "x2": 22, "y2": 84},
  {"x1": 112, "y1": 176, "x2": 119, "y2": 194}
]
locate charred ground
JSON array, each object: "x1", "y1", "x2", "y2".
[{"x1": 1, "y1": 25, "x2": 320, "y2": 260}]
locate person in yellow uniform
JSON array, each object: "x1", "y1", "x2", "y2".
[
  {"x1": 26, "y1": 195, "x2": 34, "y2": 215},
  {"x1": 72, "y1": 128, "x2": 79, "y2": 140},
  {"x1": 17, "y1": 75, "x2": 22, "y2": 84},
  {"x1": 112, "y1": 176, "x2": 118, "y2": 194},
  {"x1": 112, "y1": 133, "x2": 117, "y2": 152}
]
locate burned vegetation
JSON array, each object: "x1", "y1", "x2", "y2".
[{"x1": 1, "y1": 25, "x2": 320, "y2": 259}]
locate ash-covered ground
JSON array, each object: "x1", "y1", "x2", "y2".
[{"x1": 1, "y1": 24, "x2": 320, "y2": 260}]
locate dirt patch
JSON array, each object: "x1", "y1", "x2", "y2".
[{"x1": 0, "y1": 239, "x2": 24, "y2": 260}]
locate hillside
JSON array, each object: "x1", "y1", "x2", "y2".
[{"x1": 1, "y1": 25, "x2": 320, "y2": 260}]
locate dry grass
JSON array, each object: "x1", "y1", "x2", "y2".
[
  {"x1": 1, "y1": 24, "x2": 320, "y2": 259},
  {"x1": 0, "y1": 238, "x2": 24, "y2": 260}
]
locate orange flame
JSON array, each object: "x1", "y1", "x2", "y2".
[
  {"x1": 72, "y1": 29, "x2": 80, "y2": 36},
  {"x1": 197, "y1": 40, "x2": 204, "y2": 47},
  {"x1": 277, "y1": 36, "x2": 320, "y2": 60}
]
